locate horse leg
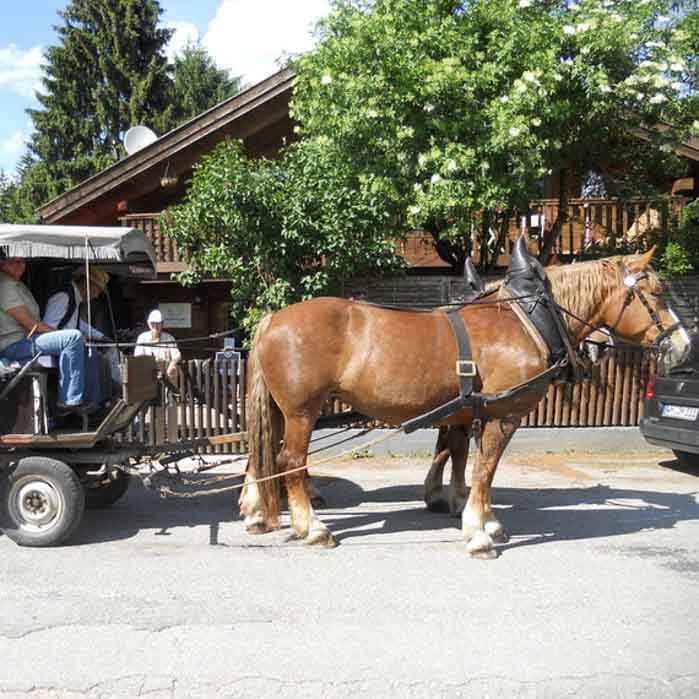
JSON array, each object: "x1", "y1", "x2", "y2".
[
  {"x1": 238, "y1": 468, "x2": 275, "y2": 534},
  {"x1": 424, "y1": 426, "x2": 450, "y2": 512},
  {"x1": 280, "y1": 416, "x2": 337, "y2": 548},
  {"x1": 304, "y1": 471, "x2": 327, "y2": 509},
  {"x1": 462, "y1": 416, "x2": 519, "y2": 558},
  {"x1": 447, "y1": 425, "x2": 469, "y2": 517}
]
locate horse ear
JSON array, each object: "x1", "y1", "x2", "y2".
[
  {"x1": 626, "y1": 245, "x2": 657, "y2": 271},
  {"x1": 638, "y1": 245, "x2": 657, "y2": 269}
]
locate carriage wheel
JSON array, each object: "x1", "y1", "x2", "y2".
[
  {"x1": 0, "y1": 457, "x2": 85, "y2": 547},
  {"x1": 84, "y1": 470, "x2": 130, "y2": 509}
]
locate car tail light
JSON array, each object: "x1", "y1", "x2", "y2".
[{"x1": 645, "y1": 375, "x2": 656, "y2": 399}]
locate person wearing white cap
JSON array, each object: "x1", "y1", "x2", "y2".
[{"x1": 134, "y1": 309, "x2": 181, "y2": 382}]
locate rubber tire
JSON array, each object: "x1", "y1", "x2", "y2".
[
  {"x1": 85, "y1": 471, "x2": 130, "y2": 509},
  {"x1": 0, "y1": 457, "x2": 85, "y2": 547},
  {"x1": 672, "y1": 449, "x2": 698, "y2": 469}
]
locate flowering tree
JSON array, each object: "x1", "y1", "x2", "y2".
[{"x1": 292, "y1": 0, "x2": 699, "y2": 267}]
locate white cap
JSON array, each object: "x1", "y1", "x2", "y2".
[{"x1": 147, "y1": 309, "x2": 163, "y2": 324}]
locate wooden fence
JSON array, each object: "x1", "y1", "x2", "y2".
[
  {"x1": 120, "y1": 349, "x2": 653, "y2": 452},
  {"x1": 120, "y1": 359, "x2": 246, "y2": 454}
]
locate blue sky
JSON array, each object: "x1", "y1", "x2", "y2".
[{"x1": 0, "y1": 0, "x2": 330, "y2": 174}]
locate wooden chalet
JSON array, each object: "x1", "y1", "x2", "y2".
[{"x1": 37, "y1": 67, "x2": 699, "y2": 349}]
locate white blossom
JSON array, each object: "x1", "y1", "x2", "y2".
[
  {"x1": 321, "y1": 74, "x2": 333, "y2": 85},
  {"x1": 517, "y1": 0, "x2": 532, "y2": 8},
  {"x1": 609, "y1": 13, "x2": 622, "y2": 22},
  {"x1": 418, "y1": 154, "x2": 428, "y2": 167},
  {"x1": 657, "y1": 15, "x2": 670, "y2": 23},
  {"x1": 577, "y1": 22, "x2": 591, "y2": 33},
  {"x1": 570, "y1": 2, "x2": 580, "y2": 10},
  {"x1": 600, "y1": 84, "x2": 612, "y2": 94},
  {"x1": 408, "y1": 205, "x2": 422, "y2": 216},
  {"x1": 563, "y1": 25, "x2": 576, "y2": 35},
  {"x1": 531, "y1": 117, "x2": 542, "y2": 127},
  {"x1": 552, "y1": 139, "x2": 562, "y2": 149},
  {"x1": 431, "y1": 174, "x2": 442, "y2": 184},
  {"x1": 516, "y1": 82, "x2": 528, "y2": 93},
  {"x1": 500, "y1": 95, "x2": 509, "y2": 103},
  {"x1": 581, "y1": 46, "x2": 591, "y2": 55},
  {"x1": 424, "y1": 103, "x2": 435, "y2": 113},
  {"x1": 509, "y1": 126, "x2": 522, "y2": 137},
  {"x1": 660, "y1": 144, "x2": 673, "y2": 153},
  {"x1": 650, "y1": 94, "x2": 667, "y2": 104},
  {"x1": 691, "y1": 120, "x2": 699, "y2": 133},
  {"x1": 553, "y1": 72, "x2": 563, "y2": 82},
  {"x1": 670, "y1": 62, "x2": 686, "y2": 72},
  {"x1": 523, "y1": 70, "x2": 540, "y2": 83},
  {"x1": 652, "y1": 76, "x2": 669, "y2": 88},
  {"x1": 639, "y1": 60, "x2": 655, "y2": 69},
  {"x1": 671, "y1": 81, "x2": 684, "y2": 91},
  {"x1": 446, "y1": 159, "x2": 458, "y2": 173}
]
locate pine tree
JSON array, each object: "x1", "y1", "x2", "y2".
[
  {"x1": 26, "y1": 0, "x2": 173, "y2": 188},
  {"x1": 159, "y1": 42, "x2": 240, "y2": 133}
]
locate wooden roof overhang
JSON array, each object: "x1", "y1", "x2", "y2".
[{"x1": 37, "y1": 68, "x2": 296, "y2": 226}]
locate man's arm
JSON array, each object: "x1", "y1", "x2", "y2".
[
  {"x1": 6, "y1": 306, "x2": 54, "y2": 335},
  {"x1": 78, "y1": 319, "x2": 105, "y2": 340},
  {"x1": 42, "y1": 291, "x2": 69, "y2": 329}
]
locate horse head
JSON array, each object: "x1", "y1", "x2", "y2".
[{"x1": 597, "y1": 246, "x2": 675, "y2": 346}]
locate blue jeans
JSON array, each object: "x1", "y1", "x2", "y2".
[{"x1": 0, "y1": 330, "x2": 101, "y2": 406}]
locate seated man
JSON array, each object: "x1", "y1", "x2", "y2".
[
  {"x1": 43, "y1": 265, "x2": 115, "y2": 396},
  {"x1": 43, "y1": 265, "x2": 109, "y2": 337},
  {"x1": 0, "y1": 256, "x2": 99, "y2": 414},
  {"x1": 135, "y1": 309, "x2": 181, "y2": 382}
]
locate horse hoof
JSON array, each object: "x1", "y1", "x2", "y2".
[
  {"x1": 306, "y1": 527, "x2": 338, "y2": 548},
  {"x1": 310, "y1": 494, "x2": 328, "y2": 509},
  {"x1": 426, "y1": 499, "x2": 450, "y2": 513},
  {"x1": 485, "y1": 520, "x2": 508, "y2": 543},
  {"x1": 471, "y1": 548, "x2": 499, "y2": 560},
  {"x1": 466, "y1": 530, "x2": 496, "y2": 558},
  {"x1": 246, "y1": 522, "x2": 270, "y2": 535}
]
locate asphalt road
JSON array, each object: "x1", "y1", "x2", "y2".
[{"x1": 1, "y1": 430, "x2": 698, "y2": 698}]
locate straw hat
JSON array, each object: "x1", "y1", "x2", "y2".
[{"x1": 74, "y1": 266, "x2": 110, "y2": 291}]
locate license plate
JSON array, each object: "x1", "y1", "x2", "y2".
[{"x1": 662, "y1": 404, "x2": 699, "y2": 421}]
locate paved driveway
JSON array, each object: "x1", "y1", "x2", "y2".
[{"x1": 1, "y1": 436, "x2": 698, "y2": 697}]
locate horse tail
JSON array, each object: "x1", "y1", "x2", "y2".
[{"x1": 246, "y1": 315, "x2": 284, "y2": 525}]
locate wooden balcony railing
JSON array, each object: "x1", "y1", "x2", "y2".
[
  {"x1": 120, "y1": 213, "x2": 185, "y2": 274},
  {"x1": 123, "y1": 196, "x2": 689, "y2": 273}
]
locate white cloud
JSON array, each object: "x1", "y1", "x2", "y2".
[
  {"x1": 165, "y1": 21, "x2": 201, "y2": 62},
  {"x1": 0, "y1": 45, "x2": 43, "y2": 99},
  {"x1": 0, "y1": 130, "x2": 27, "y2": 160},
  {"x1": 202, "y1": 0, "x2": 330, "y2": 85}
]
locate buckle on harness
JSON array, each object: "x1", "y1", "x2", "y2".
[{"x1": 456, "y1": 360, "x2": 476, "y2": 377}]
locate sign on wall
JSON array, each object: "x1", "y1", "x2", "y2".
[{"x1": 158, "y1": 303, "x2": 192, "y2": 329}]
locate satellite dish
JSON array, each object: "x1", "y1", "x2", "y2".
[{"x1": 123, "y1": 125, "x2": 158, "y2": 155}]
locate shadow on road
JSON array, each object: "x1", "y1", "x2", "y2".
[{"x1": 65, "y1": 466, "x2": 699, "y2": 553}]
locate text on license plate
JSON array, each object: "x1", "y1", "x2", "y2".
[{"x1": 662, "y1": 404, "x2": 699, "y2": 421}]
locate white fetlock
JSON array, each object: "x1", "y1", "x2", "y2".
[
  {"x1": 466, "y1": 530, "x2": 497, "y2": 559},
  {"x1": 244, "y1": 513, "x2": 269, "y2": 534},
  {"x1": 484, "y1": 518, "x2": 508, "y2": 543}
]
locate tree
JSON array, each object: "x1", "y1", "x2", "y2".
[
  {"x1": 161, "y1": 42, "x2": 241, "y2": 132},
  {"x1": 290, "y1": 0, "x2": 699, "y2": 269},
  {"x1": 14, "y1": 1, "x2": 239, "y2": 218},
  {"x1": 164, "y1": 138, "x2": 405, "y2": 332},
  {"x1": 27, "y1": 0, "x2": 173, "y2": 189}
]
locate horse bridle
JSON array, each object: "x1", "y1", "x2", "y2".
[{"x1": 609, "y1": 264, "x2": 667, "y2": 338}]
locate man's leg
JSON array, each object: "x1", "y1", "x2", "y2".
[
  {"x1": 33, "y1": 330, "x2": 86, "y2": 405},
  {"x1": 83, "y1": 349, "x2": 104, "y2": 406}
]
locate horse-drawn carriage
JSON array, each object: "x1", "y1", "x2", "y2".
[{"x1": 0, "y1": 226, "x2": 682, "y2": 558}]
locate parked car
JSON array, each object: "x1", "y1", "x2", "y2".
[{"x1": 640, "y1": 326, "x2": 699, "y2": 467}]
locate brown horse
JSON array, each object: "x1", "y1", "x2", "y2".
[{"x1": 239, "y1": 249, "x2": 671, "y2": 557}]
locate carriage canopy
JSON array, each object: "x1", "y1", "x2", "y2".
[{"x1": 0, "y1": 224, "x2": 157, "y2": 278}]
